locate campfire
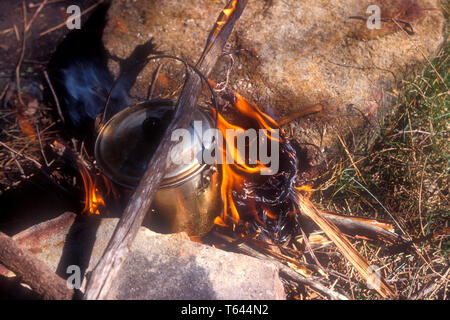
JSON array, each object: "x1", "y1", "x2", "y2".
[{"x1": 0, "y1": 0, "x2": 447, "y2": 301}]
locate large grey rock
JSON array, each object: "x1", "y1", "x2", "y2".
[
  {"x1": 103, "y1": 0, "x2": 445, "y2": 163},
  {"x1": 1, "y1": 213, "x2": 285, "y2": 300}
]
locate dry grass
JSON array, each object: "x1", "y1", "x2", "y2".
[{"x1": 0, "y1": 85, "x2": 58, "y2": 192}]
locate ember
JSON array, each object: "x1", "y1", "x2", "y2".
[{"x1": 78, "y1": 162, "x2": 106, "y2": 215}]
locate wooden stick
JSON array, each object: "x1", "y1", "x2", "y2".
[
  {"x1": 83, "y1": 0, "x2": 248, "y2": 300},
  {"x1": 317, "y1": 211, "x2": 400, "y2": 244},
  {"x1": 296, "y1": 194, "x2": 396, "y2": 298},
  {"x1": 15, "y1": 0, "x2": 27, "y2": 108},
  {"x1": 25, "y1": 0, "x2": 49, "y2": 33},
  {"x1": 44, "y1": 70, "x2": 65, "y2": 124},
  {"x1": 213, "y1": 232, "x2": 349, "y2": 300},
  {"x1": 0, "y1": 231, "x2": 73, "y2": 300}
]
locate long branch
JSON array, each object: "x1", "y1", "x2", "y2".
[
  {"x1": 83, "y1": 0, "x2": 248, "y2": 300},
  {"x1": 0, "y1": 231, "x2": 73, "y2": 300}
]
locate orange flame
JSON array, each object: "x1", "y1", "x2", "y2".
[
  {"x1": 78, "y1": 161, "x2": 106, "y2": 215},
  {"x1": 211, "y1": 89, "x2": 285, "y2": 228},
  {"x1": 295, "y1": 185, "x2": 313, "y2": 199},
  {"x1": 223, "y1": 0, "x2": 237, "y2": 17},
  {"x1": 211, "y1": 0, "x2": 238, "y2": 32},
  {"x1": 210, "y1": 86, "x2": 315, "y2": 240}
]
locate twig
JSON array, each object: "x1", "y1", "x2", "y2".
[
  {"x1": 146, "y1": 63, "x2": 163, "y2": 100},
  {"x1": 388, "y1": 129, "x2": 432, "y2": 138},
  {"x1": 13, "y1": 25, "x2": 20, "y2": 41},
  {"x1": 25, "y1": 0, "x2": 48, "y2": 33},
  {"x1": 411, "y1": 268, "x2": 450, "y2": 299},
  {"x1": 248, "y1": 238, "x2": 313, "y2": 277},
  {"x1": 300, "y1": 227, "x2": 325, "y2": 271},
  {"x1": 15, "y1": 0, "x2": 27, "y2": 108},
  {"x1": 214, "y1": 53, "x2": 235, "y2": 93},
  {"x1": 0, "y1": 83, "x2": 9, "y2": 101},
  {"x1": 318, "y1": 210, "x2": 400, "y2": 244},
  {"x1": 29, "y1": 0, "x2": 64, "y2": 8},
  {"x1": 418, "y1": 156, "x2": 429, "y2": 237},
  {"x1": 348, "y1": 16, "x2": 415, "y2": 35},
  {"x1": 0, "y1": 141, "x2": 42, "y2": 168},
  {"x1": 336, "y1": 133, "x2": 367, "y2": 185},
  {"x1": 43, "y1": 70, "x2": 65, "y2": 124},
  {"x1": 35, "y1": 123, "x2": 54, "y2": 167},
  {"x1": 13, "y1": 0, "x2": 46, "y2": 110},
  {"x1": 10, "y1": 151, "x2": 25, "y2": 176},
  {"x1": 0, "y1": 27, "x2": 14, "y2": 35}
]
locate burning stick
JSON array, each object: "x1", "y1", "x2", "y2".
[
  {"x1": 83, "y1": 0, "x2": 248, "y2": 300},
  {"x1": 296, "y1": 194, "x2": 396, "y2": 298}
]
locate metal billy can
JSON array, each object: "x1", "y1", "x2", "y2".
[{"x1": 95, "y1": 99, "x2": 220, "y2": 236}]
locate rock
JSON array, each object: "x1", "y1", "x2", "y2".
[
  {"x1": 102, "y1": 0, "x2": 445, "y2": 163},
  {"x1": 1, "y1": 213, "x2": 285, "y2": 300}
]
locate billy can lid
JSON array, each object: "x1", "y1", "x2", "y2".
[{"x1": 94, "y1": 99, "x2": 214, "y2": 188}]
